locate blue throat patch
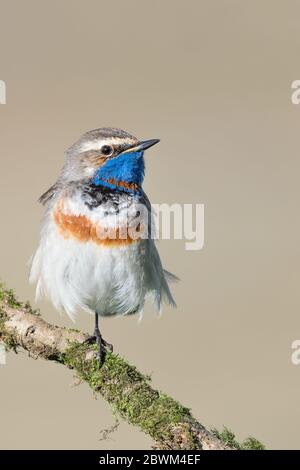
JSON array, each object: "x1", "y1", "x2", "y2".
[{"x1": 92, "y1": 151, "x2": 145, "y2": 193}]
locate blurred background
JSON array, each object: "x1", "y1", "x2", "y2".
[{"x1": 1, "y1": 0, "x2": 300, "y2": 449}]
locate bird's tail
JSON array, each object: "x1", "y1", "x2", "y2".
[
  {"x1": 163, "y1": 269, "x2": 180, "y2": 283},
  {"x1": 161, "y1": 269, "x2": 179, "y2": 309}
]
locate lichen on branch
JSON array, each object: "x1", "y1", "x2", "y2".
[{"x1": 0, "y1": 283, "x2": 264, "y2": 450}]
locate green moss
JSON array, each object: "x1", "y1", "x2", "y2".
[
  {"x1": 61, "y1": 341, "x2": 196, "y2": 445},
  {"x1": 0, "y1": 282, "x2": 39, "y2": 315},
  {"x1": 0, "y1": 282, "x2": 269, "y2": 449},
  {"x1": 137, "y1": 393, "x2": 191, "y2": 440},
  {"x1": 0, "y1": 307, "x2": 18, "y2": 352},
  {"x1": 24, "y1": 301, "x2": 41, "y2": 316},
  {"x1": 5, "y1": 289, "x2": 23, "y2": 309},
  {"x1": 211, "y1": 426, "x2": 265, "y2": 450},
  {"x1": 0, "y1": 283, "x2": 22, "y2": 309},
  {"x1": 240, "y1": 437, "x2": 265, "y2": 450},
  {"x1": 0, "y1": 282, "x2": 43, "y2": 355}
]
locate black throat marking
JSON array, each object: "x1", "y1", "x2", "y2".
[
  {"x1": 81, "y1": 183, "x2": 134, "y2": 212},
  {"x1": 80, "y1": 182, "x2": 153, "y2": 237}
]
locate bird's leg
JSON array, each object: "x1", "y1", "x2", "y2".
[
  {"x1": 83, "y1": 312, "x2": 113, "y2": 363},
  {"x1": 94, "y1": 312, "x2": 103, "y2": 363}
]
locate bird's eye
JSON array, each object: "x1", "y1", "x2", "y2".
[{"x1": 101, "y1": 145, "x2": 114, "y2": 156}]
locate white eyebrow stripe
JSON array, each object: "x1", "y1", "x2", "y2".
[{"x1": 79, "y1": 137, "x2": 136, "y2": 153}]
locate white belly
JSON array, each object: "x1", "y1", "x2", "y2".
[{"x1": 30, "y1": 219, "x2": 149, "y2": 320}]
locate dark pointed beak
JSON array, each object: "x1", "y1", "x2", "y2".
[
  {"x1": 135, "y1": 139, "x2": 160, "y2": 151},
  {"x1": 123, "y1": 139, "x2": 160, "y2": 154}
]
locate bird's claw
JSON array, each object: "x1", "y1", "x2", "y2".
[
  {"x1": 101, "y1": 337, "x2": 113, "y2": 352},
  {"x1": 96, "y1": 337, "x2": 113, "y2": 364},
  {"x1": 83, "y1": 333, "x2": 113, "y2": 364},
  {"x1": 83, "y1": 335, "x2": 97, "y2": 345}
]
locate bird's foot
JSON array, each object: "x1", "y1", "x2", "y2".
[
  {"x1": 83, "y1": 335, "x2": 97, "y2": 345},
  {"x1": 100, "y1": 337, "x2": 113, "y2": 353},
  {"x1": 95, "y1": 336, "x2": 113, "y2": 364},
  {"x1": 83, "y1": 330, "x2": 113, "y2": 364}
]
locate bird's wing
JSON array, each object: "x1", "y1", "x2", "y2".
[{"x1": 39, "y1": 183, "x2": 60, "y2": 205}]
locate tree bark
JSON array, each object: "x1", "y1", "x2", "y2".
[{"x1": 0, "y1": 285, "x2": 230, "y2": 450}]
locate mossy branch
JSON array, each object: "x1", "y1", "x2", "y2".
[{"x1": 0, "y1": 284, "x2": 263, "y2": 450}]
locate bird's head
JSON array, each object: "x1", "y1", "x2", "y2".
[{"x1": 63, "y1": 128, "x2": 159, "y2": 193}]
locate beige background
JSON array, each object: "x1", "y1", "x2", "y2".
[{"x1": 0, "y1": 0, "x2": 300, "y2": 450}]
